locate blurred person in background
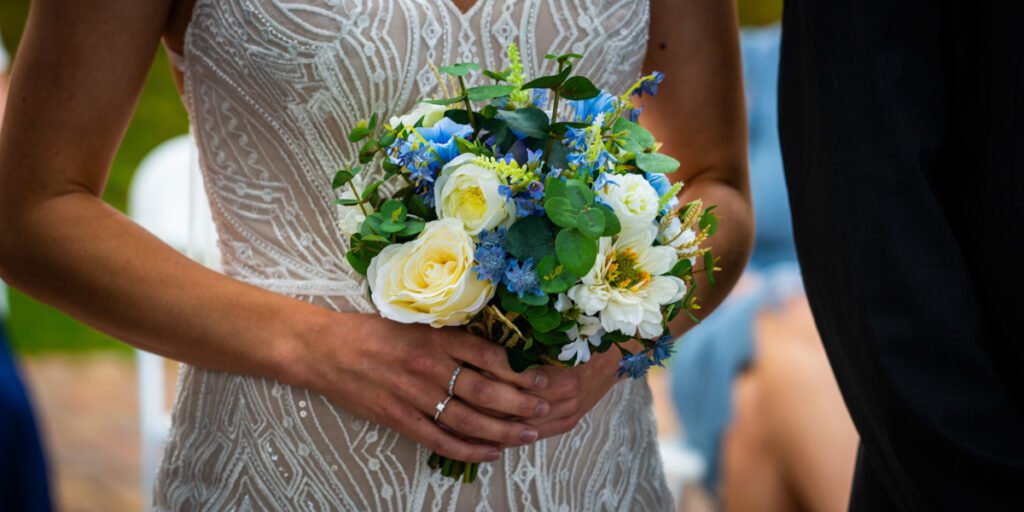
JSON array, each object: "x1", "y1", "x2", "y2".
[
  {"x1": 671, "y1": 2, "x2": 858, "y2": 510},
  {"x1": 0, "y1": 28, "x2": 54, "y2": 512}
]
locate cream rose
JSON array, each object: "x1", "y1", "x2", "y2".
[
  {"x1": 389, "y1": 102, "x2": 447, "y2": 130},
  {"x1": 596, "y1": 173, "x2": 660, "y2": 236},
  {"x1": 367, "y1": 218, "x2": 495, "y2": 327},
  {"x1": 434, "y1": 154, "x2": 515, "y2": 236}
]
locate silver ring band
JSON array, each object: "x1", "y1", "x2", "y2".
[
  {"x1": 447, "y1": 366, "x2": 463, "y2": 396},
  {"x1": 433, "y1": 395, "x2": 454, "y2": 423}
]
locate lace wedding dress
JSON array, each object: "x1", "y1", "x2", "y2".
[{"x1": 153, "y1": 1, "x2": 670, "y2": 510}]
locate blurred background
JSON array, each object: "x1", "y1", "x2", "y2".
[{"x1": 1, "y1": 1, "x2": 861, "y2": 511}]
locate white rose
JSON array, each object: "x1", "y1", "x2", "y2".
[
  {"x1": 596, "y1": 173, "x2": 660, "y2": 235},
  {"x1": 367, "y1": 218, "x2": 495, "y2": 327},
  {"x1": 389, "y1": 102, "x2": 447, "y2": 130},
  {"x1": 434, "y1": 154, "x2": 515, "y2": 236}
]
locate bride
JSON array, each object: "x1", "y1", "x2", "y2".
[{"x1": 0, "y1": 0, "x2": 751, "y2": 509}]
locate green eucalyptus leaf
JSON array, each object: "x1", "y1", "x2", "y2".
[
  {"x1": 422, "y1": 96, "x2": 468, "y2": 106},
  {"x1": 544, "y1": 174, "x2": 567, "y2": 199},
  {"x1": 379, "y1": 219, "x2": 406, "y2": 234},
  {"x1": 545, "y1": 197, "x2": 578, "y2": 229},
  {"x1": 438, "y1": 62, "x2": 480, "y2": 76},
  {"x1": 556, "y1": 228, "x2": 598, "y2": 277},
  {"x1": 348, "y1": 125, "x2": 371, "y2": 142},
  {"x1": 521, "y1": 66, "x2": 572, "y2": 91},
  {"x1": 361, "y1": 179, "x2": 386, "y2": 200},
  {"x1": 565, "y1": 179, "x2": 594, "y2": 209},
  {"x1": 636, "y1": 152, "x2": 681, "y2": 174},
  {"x1": 597, "y1": 203, "x2": 621, "y2": 236},
  {"x1": 483, "y1": 69, "x2": 511, "y2": 82},
  {"x1": 525, "y1": 305, "x2": 562, "y2": 333},
  {"x1": 613, "y1": 117, "x2": 656, "y2": 154},
  {"x1": 699, "y1": 210, "x2": 719, "y2": 236},
  {"x1": 378, "y1": 130, "x2": 398, "y2": 148},
  {"x1": 537, "y1": 255, "x2": 577, "y2": 294},
  {"x1": 345, "y1": 251, "x2": 371, "y2": 276},
  {"x1": 577, "y1": 208, "x2": 606, "y2": 239},
  {"x1": 499, "y1": 288, "x2": 529, "y2": 313},
  {"x1": 505, "y1": 215, "x2": 557, "y2": 263},
  {"x1": 395, "y1": 220, "x2": 425, "y2": 238},
  {"x1": 467, "y1": 85, "x2": 517, "y2": 102},
  {"x1": 559, "y1": 76, "x2": 602, "y2": 100},
  {"x1": 380, "y1": 200, "x2": 408, "y2": 223},
  {"x1": 368, "y1": 112, "x2": 378, "y2": 131},
  {"x1": 533, "y1": 329, "x2": 571, "y2": 347},
  {"x1": 444, "y1": 109, "x2": 472, "y2": 125},
  {"x1": 498, "y1": 108, "x2": 550, "y2": 139},
  {"x1": 332, "y1": 198, "x2": 361, "y2": 207},
  {"x1": 403, "y1": 194, "x2": 433, "y2": 220},
  {"x1": 670, "y1": 258, "x2": 693, "y2": 279},
  {"x1": 520, "y1": 292, "x2": 549, "y2": 307}
]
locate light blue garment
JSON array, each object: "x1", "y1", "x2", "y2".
[{"x1": 669, "y1": 23, "x2": 802, "y2": 493}]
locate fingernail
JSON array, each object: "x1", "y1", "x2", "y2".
[
  {"x1": 485, "y1": 450, "x2": 501, "y2": 461},
  {"x1": 534, "y1": 373, "x2": 549, "y2": 389},
  {"x1": 535, "y1": 402, "x2": 550, "y2": 418},
  {"x1": 520, "y1": 428, "x2": 538, "y2": 443}
]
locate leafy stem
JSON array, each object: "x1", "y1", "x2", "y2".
[
  {"x1": 457, "y1": 76, "x2": 477, "y2": 130},
  {"x1": 544, "y1": 63, "x2": 567, "y2": 158},
  {"x1": 347, "y1": 177, "x2": 369, "y2": 217}
]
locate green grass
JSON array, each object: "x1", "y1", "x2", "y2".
[{"x1": 2, "y1": 3, "x2": 189, "y2": 354}]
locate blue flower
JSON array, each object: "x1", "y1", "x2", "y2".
[
  {"x1": 514, "y1": 197, "x2": 540, "y2": 217},
  {"x1": 526, "y1": 149, "x2": 544, "y2": 172},
  {"x1": 651, "y1": 335, "x2": 676, "y2": 367},
  {"x1": 503, "y1": 258, "x2": 543, "y2": 298},
  {"x1": 616, "y1": 352, "x2": 654, "y2": 379},
  {"x1": 498, "y1": 185, "x2": 515, "y2": 199},
  {"x1": 473, "y1": 245, "x2": 508, "y2": 284},
  {"x1": 531, "y1": 89, "x2": 550, "y2": 110},
  {"x1": 633, "y1": 71, "x2": 665, "y2": 98},
  {"x1": 627, "y1": 105, "x2": 644, "y2": 122},
  {"x1": 416, "y1": 117, "x2": 473, "y2": 145},
  {"x1": 477, "y1": 227, "x2": 506, "y2": 249},
  {"x1": 527, "y1": 180, "x2": 544, "y2": 200},
  {"x1": 567, "y1": 91, "x2": 618, "y2": 125}
]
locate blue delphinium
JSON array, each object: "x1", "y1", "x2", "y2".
[
  {"x1": 531, "y1": 89, "x2": 549, "y2": 110},
  {"x1": 473, "y1": 245, "x2": 508, "y2": 284},
  {"x1": 477, "y1": 227, "x2": 506, "y2": 249},
  {"x1": 416, "y1": 118, "x2": 473, "y2": 164},
  {"x1": 633, "y1": 71, "x2": 665, "y2": 98},
  {"x1": 503, "y1": 258, "x2": 543, "y2": 298},
  {"x1": 567, "y1": 91, "x2": 618, "y2": 125},
  {"x1": 527, "y1": 180, "x2": 544, "y2": 200},
  {"x1": 616, "y1": 352, "x2": 655, "y2": 379},
  {"x1": 651, "y1": 335, "x2": 676, "y2": 367}
]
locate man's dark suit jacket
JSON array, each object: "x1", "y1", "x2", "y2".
[{"x1": 779, "y1": 1, "x2": 1024, "y2": 510}]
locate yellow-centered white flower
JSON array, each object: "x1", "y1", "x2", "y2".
[
  {"x1": 434, "y1": 153, "x2": 515, "y2": 236},
  {"x1": 595, "y1": 173, "x2": 661, "y2": 236},
  {"x1": 367, "y1": 218, "x2": 495, "y2": 327},
  {"x1": 567, "y1": 226, "x2": 686, "y2": 339},
  {"x1": 389, "y1": 102, "x2": 447, "y2": 130}
]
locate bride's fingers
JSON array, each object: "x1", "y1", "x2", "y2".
[
  {"x1": 452, "y1": 368, "x2": 550, "y2": 419},
  {"x1": 395, "y1": 406, "x2": 502, "y2": 463},
  {"x1": 442, "y1": 331, "x2": 549, "y2": 392},
  {"x1": 435, "y1": 398, "x2": 540, "y2": 447}
]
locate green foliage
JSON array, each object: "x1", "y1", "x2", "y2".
[
  {"x1": 555, "y1": 229, "x2": 598, "y2": 277},
  {"x1": 520, "y1": 67, "x2": 571, "y2": 91},
  {"x1": 504, "y1": 216, "x2": 557, "y2": 263},
  {"x1": 597, "y1": 204, "x2": 621, "y2": 236},
  {"x1": 499, "y1": 108, "x2": 550, "y2": 139},
  {"x1": 466, "y1": 85, "x2": 516, "y2": 102},
  {"x1": 577, "y1": 208, "x2": 606, "y2": 239},
  {"x1": 613, "y1": 117, "x2": 656, "y2": 154},
  {"x1": 559, "y1": 76, "x2": 601, "y2": 100},
  {"x1": 438, "y1": 62, "x2": 480, "y2": 77},
  {"x1": 536, "y1": 255, "x2": 576, "y2": 294},
  {"x1": 524, "y1": 305, "x2": 561, "y2": 333},
  {"x1": 636, "y1": 152, "x2": 681, "y2": 174}
]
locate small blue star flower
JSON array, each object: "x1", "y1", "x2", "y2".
[
  {"x1": 627, "y1": 105, "x2": 645, "y2": 122},
  {"x1": 514, "y1": 197, "x2": 540, "y2": 217},
  {"x1": 527, "y1": 181, "x2": 544, "y2": 200},
  {"x1": 477, "y1": 227, "x2": 506, "y2": 249},
  {"x1": 616, "y1": 352, "x2": 655, "y2": 379},
  {"x1": 503, "y1": 258, "x2": 543, "y2": 298},
  {"x1": 498, "y1": 185, "x2": 515, "y2": 199},
  {"x1": 633, "y1": 71, "x2": 665, "y2": 98},
  {"x1": 473, "y1": 245, "x2": 508, "y2": 284},
  {"x1": 651, "y1": 335, "x2": 676, "y2": 367}
]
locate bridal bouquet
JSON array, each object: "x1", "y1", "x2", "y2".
[{"x1": 334, "y1": 46, "x2": 717, "y2": 482}]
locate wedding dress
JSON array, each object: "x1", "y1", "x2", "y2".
[{"x1": 153, "y1": 1, "x2": 670, "y2": 510}]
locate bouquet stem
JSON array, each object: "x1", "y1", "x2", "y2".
[{"x1": 429, "y1": 452, "x2": 480, "y2": 483}]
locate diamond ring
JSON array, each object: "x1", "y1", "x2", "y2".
[{"x1": 433, "y1": 395, "x2": 454, "y2": 423}]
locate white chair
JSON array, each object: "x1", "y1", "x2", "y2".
[{"x1": 127, "y1": 134, "x2": 219, "y2": 510}]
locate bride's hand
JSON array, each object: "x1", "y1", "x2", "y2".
[
  {"x1": 520, "y1": 349, "x2": 624, "y2": 440},
  {"x1": 286, "y1": 311, "x2": 552, "y2": 463}
]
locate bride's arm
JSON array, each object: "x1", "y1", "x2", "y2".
[
  {"x1": 527, "y1": 0, "x2": 754, "y2": 438},
  {"x1": 0, "y1": 0, "x2": 551, "y2": 462}
]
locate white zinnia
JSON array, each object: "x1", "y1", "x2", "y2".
[
  {"x1": 558, "y1": 315, "x2": 605, "y2": 366},
  {"x1": 595, "y1": 173, "x2": 661, "y2": 236},
  {"x1": 434, "y1": 154, "x2": 515, "y2": 236},
  {"x1": 367, "y1": 218, "x2": 495, "y2": 327},
  {"x1": 388, "y1": 102, "x2": 447, "y2": 130},
  {"x1": 568, "y1": 226, "x2": 687, "y2": 339}
]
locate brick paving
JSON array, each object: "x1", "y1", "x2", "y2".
[{"x1": 20, "y1": 355, "x2": 693, "y2": 512}]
